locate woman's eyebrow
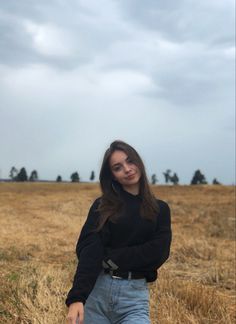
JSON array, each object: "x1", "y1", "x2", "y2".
[
  {"x1": 111, "y1": 162, "x2": 122, "y2": 168},
  {"x1": 111, "y1": 157, "x2": 129, "y2": 168}
]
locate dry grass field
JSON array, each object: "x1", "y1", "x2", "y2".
[{"x1": 0, "y1": 183, "x2": 235, "y2": 324}]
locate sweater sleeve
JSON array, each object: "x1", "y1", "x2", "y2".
[
  {"x1": 65, "y1": 198, "x2": 104, "y2": 307},
  {"x1": 104, "y1": 200, "x2": 172, "y2": 271}
]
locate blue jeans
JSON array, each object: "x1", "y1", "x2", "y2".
[{"x1": 84, "y1": 270, "x2": 150, "y2": 324}]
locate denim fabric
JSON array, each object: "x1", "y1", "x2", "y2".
[{"x1": 84, "y1": 271, "x2": 150, "y2": 324}]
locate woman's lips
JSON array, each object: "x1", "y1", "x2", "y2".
[{"x1": 126, "y1": 174, "x2": 136, "y2": 180}]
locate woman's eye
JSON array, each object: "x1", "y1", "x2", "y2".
[{"x1": 113, "y1": 166, "x2": 121, "y2": 172}]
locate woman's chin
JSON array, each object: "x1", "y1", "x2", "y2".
[{"x1": 124, "y1": 178, "x2": 140, "y2": 186}]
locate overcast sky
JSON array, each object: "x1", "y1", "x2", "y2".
[{"x1": 0, "y1": 0, "x2": 235, "y2": 184}]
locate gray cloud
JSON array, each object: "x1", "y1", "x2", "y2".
[
  {"x1": 0, "y1": 0, "x2": 235, "y2": 184},
  {"x1": 0, "y1": 0, "x2": 132, "y2": 69},
  {"x1": 118, "y1": 0, "x2": 235, "y2": 45}
]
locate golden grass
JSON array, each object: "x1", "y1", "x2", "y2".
[{"x1": 0, "y1": 183, "x2": 235, "y2": 323}]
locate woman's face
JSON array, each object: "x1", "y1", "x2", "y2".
[{"x1": 109, "y1": 150, "x2": 141, "y2": 188}]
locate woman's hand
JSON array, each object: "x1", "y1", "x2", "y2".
[{"x1": 67, "y1": 302, "x2": 84, "y2": 324}]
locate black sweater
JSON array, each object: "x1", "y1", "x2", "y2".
[{"x1": 65, "y1": 189, "x2": 172, "y2": 306}]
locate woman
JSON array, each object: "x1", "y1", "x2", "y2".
[{"x1": 66, "y1": 140, "x2": 172, "y2": 324}]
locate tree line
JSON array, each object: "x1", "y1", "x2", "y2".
[
  {"x1": 151, "y1": 169, "x2": 221, "y2": 185},
  {"x1": 8, "y1": 167, "x2": 96, "y2": 183},
  {"x1": 8, "y1": 166, "x2": 221, "y2": 185}
]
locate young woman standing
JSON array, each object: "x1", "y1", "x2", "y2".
[{"x1": 66, "y1": 140, "x2": 172, "y2": 324}]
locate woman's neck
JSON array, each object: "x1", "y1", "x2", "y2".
[{"x1": 122, "y1": 184, "x2": 140, "y2": 196}]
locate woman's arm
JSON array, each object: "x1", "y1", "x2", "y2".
[
  {"x1": 104, "y1": 200, "x2": 172, "y2": 271},
  {"x1": 65, "y1": 198, "x2": 104, "y2": 306}
]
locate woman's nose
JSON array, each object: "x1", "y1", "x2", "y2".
[{"x1": 124, "y1": 163, "x2": 131, "y2": 172}]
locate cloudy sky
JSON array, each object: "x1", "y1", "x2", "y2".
[{"x1": 0, "y1": 0, "x2": 235, "y2": 184}]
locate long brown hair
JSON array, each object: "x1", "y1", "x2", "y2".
[{"x1": 96, "y1": 140, "x2": 159, "y2": 231}]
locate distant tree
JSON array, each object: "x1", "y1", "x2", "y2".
[
  {"x1": 56, "y1": 175, "x2": 62, "y2": 182},
  {"x1": 71, "y1": 172, "x2": 80, "y2": 182},
  {"x1": 16, "y1": 167, "x2": 28, "y2": 182},
  {"x1": 163, "y1": 169, "x2": 171, "y2": 183},
  {"x1": 170, "y1": 172, "x2": 179, "y2": 185},
  {"x1": 151, "y1": 174, "x2": 158, "y2": 185},
  {"x1": 9, "y1": 166, "x2": 18, "y2": 181},
  {"x1": 163, "y1": 170, "x2": 179, "y2": 185},
  {"x1": 29, "y1": 170, "x2": 38, "y2": 181},
  {"x1": 212, "y1": 178, "x2": 221, "y2": 185},
  {"x1": 90, "y1": 171, "x2": 95, "y2": 181},
  {"x1": 191, "y1": 170, "x2": 207, "y2": 185}
]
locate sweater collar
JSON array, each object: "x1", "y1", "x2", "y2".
[{"x1": 120, "y1": 186, "x2": 142, "y2": 201}]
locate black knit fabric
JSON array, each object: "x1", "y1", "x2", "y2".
[{"x1": 65, "y1": 188, "x2": 172, "y2": 306}]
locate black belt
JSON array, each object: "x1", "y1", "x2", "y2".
[{"x1": 104, "y1": 268, "x2": 146, "y2": 280}]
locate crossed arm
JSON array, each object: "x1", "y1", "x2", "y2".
[
  {"x1": 104, "y1": 201, "x2": 172, "y2": 271},
  {"x1": 66, "y1": 199, "x2": 104, "y2": 306},
  {"x1": 66, "y1": 199, "x2": 172, "y2": 306}
]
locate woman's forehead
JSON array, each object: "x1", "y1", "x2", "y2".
[{"x1": 109, "y1": 150, "x2": 128, "y2": 165}]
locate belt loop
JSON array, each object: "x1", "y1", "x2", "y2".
[{"x1": 128, "y1": 271, "x2": 132, "y2": 280}]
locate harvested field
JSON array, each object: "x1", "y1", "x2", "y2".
[{"x1": 0, "y1": 183, "x2": 235, "y2": 323}]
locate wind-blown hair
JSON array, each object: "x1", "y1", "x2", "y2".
[{"x1": 96, "y1": 140, "x2": 159, "y2": 231}]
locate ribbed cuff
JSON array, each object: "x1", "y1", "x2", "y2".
[{"x1": 65, "y1": 289, "x2": 86, "y2": 307}]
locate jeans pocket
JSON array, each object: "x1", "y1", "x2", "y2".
[{"x1": 130, "y1": 278, "x2": 148, "y2": 290}]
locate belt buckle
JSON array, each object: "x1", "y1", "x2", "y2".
[
  {"x1": 110, "y1": 271, "x2": 132, "y2": 280},
  {"x1": 111, "y1": 275, "x2": 122, "y2": 279},
  {"x1": 110, "y1": 270, "x2": 122, "y2": 279}
]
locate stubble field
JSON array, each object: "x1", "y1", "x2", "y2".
[{"x1": 0, "y1": 183, "x2": 235, "y2": 324}]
